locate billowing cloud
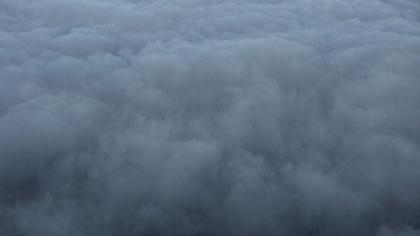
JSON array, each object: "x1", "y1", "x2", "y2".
[{"x1": 1, "y1": 0, "x2": 420, "y2": 235}]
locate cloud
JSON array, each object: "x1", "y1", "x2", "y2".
[{"x1": 1, "y1": 0, "x2": 420, "y2": 235}]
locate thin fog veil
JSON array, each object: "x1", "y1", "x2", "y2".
[{"x1": 1, "y1": 0, "x2": 420, "y2": 235}]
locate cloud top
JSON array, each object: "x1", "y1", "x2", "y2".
[{"x1": 1, "y1": 0, "x2": 420, "y2": 235}]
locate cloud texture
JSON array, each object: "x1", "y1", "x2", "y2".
[{"x1": 1, "y1": 0, "x2": 420, "y2": 235}]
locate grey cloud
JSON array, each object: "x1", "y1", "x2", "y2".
[{"x1": 1, "y1": 0, "x2": 420, "y2": 235}]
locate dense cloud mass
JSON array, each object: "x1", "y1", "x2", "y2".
[{"x1": 1, "y1": 0, "x2": 420, "y2": 235}]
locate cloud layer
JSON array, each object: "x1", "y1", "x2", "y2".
[{"x1": 1, "y1": 0, "x2": 420, "y2": 235}]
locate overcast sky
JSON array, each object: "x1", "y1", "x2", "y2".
[{"x1": 1, "y1": 0, "x2": 420, "y2": 235}]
